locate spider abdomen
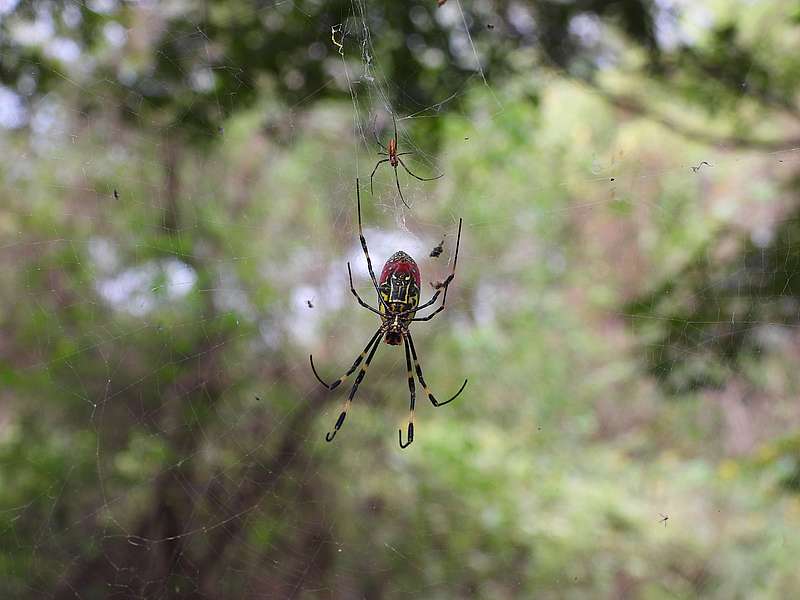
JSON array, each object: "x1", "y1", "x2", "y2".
[{"x1": 378, "y1": 251, "x2": 420, "y2": 333}]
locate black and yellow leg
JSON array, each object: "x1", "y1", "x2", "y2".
[
  {"x1": 347, "y1": 262, "x2": 381, "y2": 316},
  {"x1": 406, "y1": 218, "x2": 462, "y2": 322},
  {"x1": 403, "y1": 284, "x2": 445, "y2": 316},
  {"x1": 355, "y1": 179, "x2": 388, "y2": 312},
  {"x1": 406, "y1": 333, "x2": 467, "y2": 407},
  {"x1": 409, "y1": 295, "x2": 450, "y2": 322},
  {"x1": 310, "y1": 327, "x2": 383, "y2": 390},
  {"x1": 325, "y1": 331, "x2": 382, "y2": 442},
  {"x1": 399, "y1": 337, "x2": 416, "y2": 449}
]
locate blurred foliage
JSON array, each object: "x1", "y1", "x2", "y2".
[
  {"x1": 624, "y1": 1, "x2": 800, "y2": 395},
  {"x1": 2, "y1": 0, "x2": 800, "y2": 599},
  {"x1": 626, "y1": 212, "x2": 800, "y2": 394},
  {"x1": 1, "y1": 0, "x2": 661, "y2": 141}
]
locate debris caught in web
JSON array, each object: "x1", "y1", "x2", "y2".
[
  {"x1": 430, "y1": 237, "x2": 445, "y2": 258},
  {"x1": 331, "y1": 24, "x2": 345, "y2": 56}
]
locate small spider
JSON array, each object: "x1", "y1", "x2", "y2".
[
  {"x1": 430, "y1": 237, "x2": 445, "y2": 258},
  {"x1": 370, "y1": 112, "x2": 444, "y2": 209},
  {"x1": 310, "y1": 179, "x2": 466, "y2": 448}
]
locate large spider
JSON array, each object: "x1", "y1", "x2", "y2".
[
  {"x1": 310, "y1": 179, "x2": 467, "y2": 448},
  {"x1": 370, "y1": 113, "x2": 444, "y2": 209}
]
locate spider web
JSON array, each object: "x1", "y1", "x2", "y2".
[{"x1": 2, "y1": 0, "x2": 800, "y2": 598}]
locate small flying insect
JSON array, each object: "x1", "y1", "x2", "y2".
[
  {"x1": 659, "y1": 513, "x2": 669, "y2": 527},
  {"x1": 691, "y1": 161, "x2": 711, "y2": 173},
  {"x1": 113, "y1": 188, "x2": 119, "y2": 200},
  {"x1": 307, "y1": 299, "x2": 314, "y2": 309},
  {"x1": 310, "y1": 179, "x2": 466, "y2": 448},
  {"x1": 370, "y1": 112, "x2": 444, "y2": 209}
]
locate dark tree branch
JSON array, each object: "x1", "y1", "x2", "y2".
[
  {"x1": 195, "y1": 390, "x2": 320, "y2": 593},
  {"x1": 582, "y1": 80, "x2": 800, "y2": 152},
  {"x1": 53, "y1": 369, "x2": 324, "y2": 599}
]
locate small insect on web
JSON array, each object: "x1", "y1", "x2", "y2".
[
  {"x1": 309, "y1": 179, "x2": 467, "y2": 448},
  {"x1": 370, "y1": 112, "x2": 444, "y2": 209},
  {"x1": 430, "y1": 237, "x2": 445, "y2": 258}
]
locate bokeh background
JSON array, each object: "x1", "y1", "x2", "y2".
[{"x1": 3, "y1": 1, "x2": 800, "y2": 598}]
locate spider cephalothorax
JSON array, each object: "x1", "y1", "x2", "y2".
[{"x1": 309, "y1": 179, "x2": 466, "y2": 448}]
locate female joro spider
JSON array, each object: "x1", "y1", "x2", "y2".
[
  {"x1": 310, "y1": 179, "x2": 467, "y2": 448},
  {"x1": 370, "y1": 113, "x2": 444, "y2": 209}
]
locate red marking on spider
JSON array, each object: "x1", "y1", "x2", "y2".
[{"x1": 380, "y1": 251, "x2": 421, "y2": 288}]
